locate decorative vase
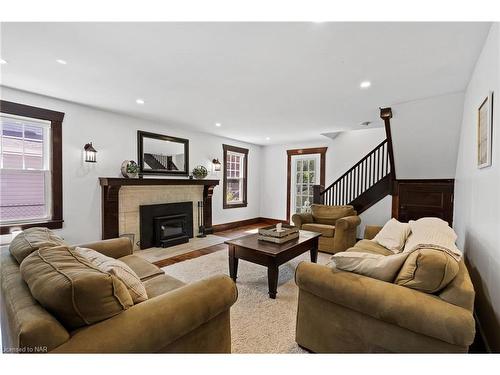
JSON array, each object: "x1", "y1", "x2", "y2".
[
  {"x1": 192, "y1": 165, "x2": 208, "y2": 179},
  {"x1": 121, "y1": 160, "x2": 139, "y2": 178}
]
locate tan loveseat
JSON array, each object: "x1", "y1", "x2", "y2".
[
  {"x1": 295, "y1": 225, "x2": 476, "y2": 353},
  {"x1": 1, "y1": 231, "x2": 237, "y2": 353},
  {"x1": 292, "y1": 204, "x2": 360, "y2": 254}
]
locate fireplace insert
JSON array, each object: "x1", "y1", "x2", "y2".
[
  {"x1": 139, "y1": 201, "x2": 193, "y2": 249},
  {"x1": 154, "y1": 213, "x2": 188, "y2": 248}
]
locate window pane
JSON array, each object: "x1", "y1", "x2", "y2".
[
  {"x1": 24, "y1": 125, "x2": 44, "y2": 141},
  {"x1": 2, "y1": 136, "x2": 23, "y2": 154},
  {"x1": 2, "y1": 153, "x2": 23, "y2": 168},
  {"x1": 25, "y1": 155, "x2": 43, "y2": 169},
  {"x1": 296, "y1": 160, "x2": 302, "y2": 172},
  {"x1": 309, "y1": 160, "x2": 315, "y2": 171},
  {"x1": 2, "y1": 122, "x2": 23, "y2": 138},
  {"x1": 227, "y1": 179, "x2": 241, "y2": 203},
  {"x1": 0, "y1": 169, "x2": 47, "y2": 222},
  {"x1": 24, "y1": 139, "x2": 43, "y2": 155}
]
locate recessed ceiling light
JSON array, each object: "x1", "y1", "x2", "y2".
[
  {"x1": 360, "y1": 81, "x2": 371, "y2": 89},
  {"x1": 265, "y1": 137, "x2": 271, "y2": 141},
  {"x1": 136, "y1": 98, "x2": 145, "y2": 105},
  {"x1": 56, "y1": 59, "x2": 67, "y2": 65},
  {"x1": 215, "y1": 123, "x2": 221, "y2": 127},
  {"x1": 0, "y1": 59, "x2": 7, "y2": 65}
]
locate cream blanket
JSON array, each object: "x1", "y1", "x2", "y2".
[{"x1": 403, "y1": 218, "x2": 462, "y2": 261}]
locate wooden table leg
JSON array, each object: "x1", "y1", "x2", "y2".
[
  {"x1": 310, "y1": 238, "x2": 318, "y2": 263},
  {"x1": 267, "y1": 264, "x2": 279, "y2": 299},
  {"x1": 228, "y1": 245, "x2": 239, "y2": 281}
]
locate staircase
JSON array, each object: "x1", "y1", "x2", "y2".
[
  {"x1": 313, "y1": 108, "x2": 395, "y2": 214},
  {"x1": 144, "y1": 153, "x2": 179, "y2": 170}
]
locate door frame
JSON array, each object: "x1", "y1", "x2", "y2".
[{"x1": 286, "y1": 147, "x2": 327, "y2": 223}]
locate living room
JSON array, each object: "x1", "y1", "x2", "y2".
[{"x1": 1, "y1": 0, "x2": 499, "y2": 373}]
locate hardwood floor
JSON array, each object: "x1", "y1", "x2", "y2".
[{"x1": 152, "y1": 222, "x2": 267, "y2": 268}]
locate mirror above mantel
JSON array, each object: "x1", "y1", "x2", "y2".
[{"x1": 137, "y1": 130, "x2": 189, "y2": 176}]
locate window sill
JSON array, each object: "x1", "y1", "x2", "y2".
[
  {"x1": 0, "y1": 219, "x2": 64, "y2": 235},
  {"x1": 223, "y1": 202, "x2": 248, "y2": 209}
]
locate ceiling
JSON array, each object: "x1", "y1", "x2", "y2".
[{"x1": 0, "y1": 22, "x2": 491, "y2": 145}]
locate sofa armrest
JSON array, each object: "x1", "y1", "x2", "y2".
[
  {"x1": 291, "y1": 213, "x2": 314, "y2": 228},
  {"x1": 332, "y1": 215, "x2": 360, "y2": 252},
  {"x1": 364, "y1": 225, "x2": 383, "y2": 240},
  {"x1": 52, "y1": 275, "x2": 237, "y2": 353},
  {"x1": 295, "y1": 262, "x2": 475, "y2": 347},
  {"x1": 73, "y1": 237, "x2": 133, "y2": 259}
]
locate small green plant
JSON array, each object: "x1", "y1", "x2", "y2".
[
  {"x1": 192, "y1": 165, "x2": 208, "y2": 179},
  {"x1": 127, "y1": 161, "x2": 138, "y2": 174}
]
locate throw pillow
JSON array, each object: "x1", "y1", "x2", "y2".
[
  {"x1": 9, "y1": 227, "x2": 67, "y2": 264},
  {"x1": 20, "y1": 245, "x2": 133, "y2": 330},
  {"x1": 395, "y1": 248, "x2": 460, "y2": 293},
  {"x1": 372, "y1": 218, "x2": 411, "y2": 253},
  {"x1": 331, "y1": 251, "x2": 409, "y2": 282},
  {"x1": 75, "y1": 247, "x2": 148, "y2": 304}
]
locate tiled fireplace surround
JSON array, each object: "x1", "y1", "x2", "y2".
[
  {"x1": 120, "y1": 185, "x2": 202, "y2": 250},
  {"x1": 99, "y1": 178, "x2": 219, "y2": 250}
]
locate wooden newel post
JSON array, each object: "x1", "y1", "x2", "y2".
[{"x1": 313, "y1": 185, "x2": 324, "y2": 204}]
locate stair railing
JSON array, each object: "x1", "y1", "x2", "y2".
[{"x1": 313, "y1": 139, "x2": 391, "y2": 206}]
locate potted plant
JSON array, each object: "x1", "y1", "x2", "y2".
[
  {"x1": 121, "y1": 160, "x2": 139, "y2": 178},
  {"x1": 192, "y1": 165, "x2": 208, "y2": 179}
]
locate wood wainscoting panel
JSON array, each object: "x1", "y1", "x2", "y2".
[{"x1": 392, "y1": 179, "x2": 454, "y2": 225}]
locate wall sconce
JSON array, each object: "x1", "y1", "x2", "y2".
[
  {"x1": 84, "y1": 142, "x2": 97, "y2": 163},
  {"x1": 212, "y1": 158, "x2": 221, "y2": 172}
]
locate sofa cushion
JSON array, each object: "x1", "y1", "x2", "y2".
[
  {"x1": 75, "y1": 247, "x2": 148, "y2": 304},
  {"x1": 395, "y1": 248, "x2": 460, "y2": 293},
  {"x1": 9, "y1": 227, "x2": 67, "y2": 264},
  {"x1": 372, "y1": 218, "x2": 411, "y2": 253},
  {"x1": 119, "y1": 255, "x2": 164, "y2": 281},
  {"x1": 348, "y1": 239, "x2": 394, "y2": 256},
  {"x1": 142, "y1": 274, "x2": 186, "y2": 298},
  {"x1": 20, "y1": 246, "x2": 133, "y2": 330},
  {"x1": 302, "y1": 223, "x2": 335, "y2": 237},
  {"x1": 332, "y1": 251, "x2": 409, "y2": 282},
  {"x1": 311, "y1": 204, "x2": 355, "y2": 225}
]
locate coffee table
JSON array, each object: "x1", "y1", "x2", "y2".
[{"x1": 224, "y1": 230, "x2": 321, "y2": 299}]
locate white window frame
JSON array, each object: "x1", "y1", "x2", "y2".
[{"x1": 0, "y1": 113, "x2": 53, "y2": 225}]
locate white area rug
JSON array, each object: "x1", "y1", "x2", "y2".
[
  {"x1": 163, "y1": 249, "x2": 330, "y2": 353},
  {"x1": 134, "y1": 235, "x2": 228, "y2": 263}
]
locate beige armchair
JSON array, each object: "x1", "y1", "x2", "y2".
[{"x1": 292, "y1": 204, "x2": 360, "y2": 254}]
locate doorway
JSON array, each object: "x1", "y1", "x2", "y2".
[{"x1": 286, "y1": 147, "x2": 327, "y2": 223}]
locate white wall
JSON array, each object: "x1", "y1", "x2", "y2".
[
  {"x1": 0, "y1": 87, "x2": 262, "y2": 244},
  {"x1": 259, "y1": 127, "x2": 387, "y2": 222},
  {"x1": 454, "y1": 23, "x2": 500, "y2": 352},
  {"x1": 390, "y1": 92, "x2": 465, "y2": 179}
]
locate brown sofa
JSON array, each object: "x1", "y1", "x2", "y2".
[
  {"x1": 295, "y1": 225, "x2": 476, "y2": 353},
  {"x1": 1, "y1": 235, "x2": 238, "y2": 353},
  {"x1": 292, "y1": 204, "x2": 360, "y2": 254}
]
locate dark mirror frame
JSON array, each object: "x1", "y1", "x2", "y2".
[{"x1": 137, "y1": 130, "x2": 190, "y2": 176}]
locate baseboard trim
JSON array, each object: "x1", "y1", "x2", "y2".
[{"x1": 212, "y1": 217, "x2": 288, "y2": 232}]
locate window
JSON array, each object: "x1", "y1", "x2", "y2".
[
  {"x1": 223, "y1": 144, "x2": 248, "y2": 209},
  {"x1": 0, "y1": 101, "x2": 64, "y2": 234}
]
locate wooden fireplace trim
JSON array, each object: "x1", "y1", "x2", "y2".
[{"x1": 99, "y1": 177, "x2": 219, "y2": 240}]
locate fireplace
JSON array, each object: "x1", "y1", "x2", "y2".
[{"x1": 139, "y1": 201, "x2": 193, "y2": 249}]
